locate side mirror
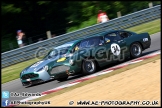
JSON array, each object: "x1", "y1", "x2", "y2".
[{"x1": 106, "y1": 39, "x2": 111, "y2": 43}]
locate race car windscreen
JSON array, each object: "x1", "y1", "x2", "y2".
[{"x1": 46, "y1": 46, "x2": 71, "y2": 59}]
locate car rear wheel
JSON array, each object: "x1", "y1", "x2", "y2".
[
  {"x1": 130, "y1": 42, "x2": 142, "y2": 58},
  {"x1": 82, "y1": 59, "x2": 96, "y2": 75},
  {"x1": 57, "y1": 76, "x2": 68, "y2": 82}
]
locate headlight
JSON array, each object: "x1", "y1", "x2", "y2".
[
  {"x1": 37, "y1": 65, "x2": 48, "y2": 72},
  {"x1": 20, "y1": 70, "x2": 25, "y2": 76}
]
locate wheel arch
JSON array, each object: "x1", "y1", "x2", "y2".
[{"x1": 130, "y1": 41, "x2": 144, "y2": 51}]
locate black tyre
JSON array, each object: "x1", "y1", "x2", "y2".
[
  {"x1": 57, "y1": 76, "x2": 68, "y2": 82},
  {"x1": 130, "y1": 42, "x2": 142, "y2": 58},
  {"x1": 82, "y1": 59, "x2": 96, "y2": 75}
]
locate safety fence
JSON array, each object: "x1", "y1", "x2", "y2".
[{"x1": 1, "y1": 5, "x2": 161, "y2": 68}]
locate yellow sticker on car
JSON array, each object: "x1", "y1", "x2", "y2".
[{"x1": 57, "y1": 57, "x2": 66, "y2": 62}]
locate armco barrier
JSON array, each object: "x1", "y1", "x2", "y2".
[{"x1": 1, "y1": 5, "x2": 161, "y2": 68}]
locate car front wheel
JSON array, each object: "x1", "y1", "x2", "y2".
[
  {"x1": 130, "y1": 42, "x2": 142, "y2": 58},
  {"x1": 82, "y1": 59, "x2": 96, "y2": 75}
]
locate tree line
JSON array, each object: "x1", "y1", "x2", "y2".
[{"x1": 1, "y1": 1, "x2": 160, "y2": 52}]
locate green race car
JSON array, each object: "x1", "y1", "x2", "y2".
[{"x1": 20, "y1": 30, "x2": 151, "y2": 85}]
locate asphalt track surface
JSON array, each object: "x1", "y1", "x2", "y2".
[{"x1": 2, "y1": 32, "x2": 161, "y2": 102}]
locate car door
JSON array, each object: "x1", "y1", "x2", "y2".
[
  {"x1": 104, "y1": 31, "x2": 128, "y2": 62},
  {"x1": 91, "y1": 36, "x2": 107, "y2": 64}
]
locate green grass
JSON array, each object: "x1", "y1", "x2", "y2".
[
  {"x1": 1, "y1": 58, "x2": 40, "y2": 84},
  {"x1": 1, "y1": 18, "x2": 161, "y2": 84},
  {"x1": 18, "y1": 55, "x2": 160, "y2": 106},
  {"x1": 126, "y1": 19, "x2": 161, "y2": 34}
]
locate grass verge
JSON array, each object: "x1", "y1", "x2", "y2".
[
  {"x1": 1, "y1": 58, "x2": 40, "y2": 84},
  {"x1": 25, "y1": 55, "x2": 160, "y2": 103},
  {"x1": 1, "y1": 18, "x2": 161, "y2": 84},
  {"x1": 126, "y1": 19, "x2": 161, "y2": 35}
]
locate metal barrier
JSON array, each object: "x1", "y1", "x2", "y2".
[{"x1": 1, "y1": 5, "x2": 161, "y2": 68}]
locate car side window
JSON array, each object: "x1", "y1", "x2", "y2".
[
  {"x1": 79, "y1": 37, "x2": 104, "y2": 48},
  {"x1": 99, "y1": 36, "x2": 104, "y2": 46},
  {"x1": 87, "y1": 38, "x2": 95, "y2": 47},
  {"x1": 79, "y1": 40, "x2": 89, "y2": 48},
  {"x1": 119, "y1": 31, "x2": 132, "y2": 38},
  {"x1": 104, "y1": 32, "x2": 121, "y2": 42},
  {"x1": 87, "y1": 37, "x2": 102, "y2": 47}
]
